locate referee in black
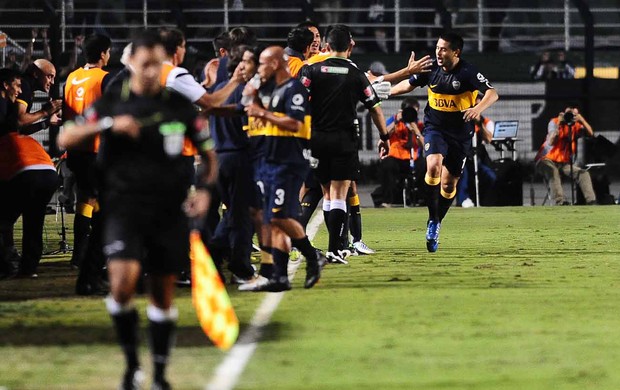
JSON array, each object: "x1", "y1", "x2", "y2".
[
  {"x1": 58, "y1": 30, "x2": 217, "y2": 390},
  {"x1": 300, "y1": 25, "x2": 389, "y2": 264}
]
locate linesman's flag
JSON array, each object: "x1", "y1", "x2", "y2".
[{"x1": 190, "y1": 230, "x2": 239, "y2": 350}]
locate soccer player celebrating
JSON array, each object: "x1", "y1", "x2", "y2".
[
  {"x1": 244, "y1": 45, "x2": 326, "y2": 291},
  {"x1": 390, "y1": 31, "x2": 498, "y2": 252},
  {"x1": 58, "y1": 30, "x2": 217, "y2": 390}
]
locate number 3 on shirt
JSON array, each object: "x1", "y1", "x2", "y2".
[{"x1": 274, "y1": 188, "x2": 285, "y2": 206}]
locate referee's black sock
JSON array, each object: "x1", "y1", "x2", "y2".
[
  {"x1": 271, "y1": 248, "x2": 290, "y2": 282},
  {"x1": 291, "y1": 236, "x2": 318, "y2": 264},
  {"x1": 146, "y1": 305, "x2": 178, "y2": 383},
  {"x1": 71, "y1": 203, "x2": 93, "y2": 267},
  {"x1": 106, "y1": 297, "x2": 140, "y2": 371},
  {"x1": 327, "y1": 199, "x2": 347, "y2": 253},
  {"x1": 438, "y1": 187, "x2": 456, "y2": 222},
  {"x1": 322, "y1": 200, "x2": 331, "y2": 231},
  {"x1": 348, "y1": 194, "x2": 362, "y2": 243},
  {"x1": 425, "y1": 173, "x2": 441, "y2": 222}
]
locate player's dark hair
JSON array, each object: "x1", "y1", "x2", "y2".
[
  {"x1": 250, "y1": 44, "x2": 266, "y2": 65},
  {"x1": 158, "y1": 27, "x2": 185, "y2": 57},
  {"x1": 227, "y1": 44, "x2": 252, "y2": 76},
  {"x1": 229, "y1": 26, "x2": 257, "y2": 47},
  {"x1": 83, "y1": 34, "x2": 112, "y2": 64},
  {"x1": 297, "y1": 20, "x2": 320, "y2": 31},
  {"x1": 0, "y1": 68, "x2": 21, "y2": 90},
  {"x1": 130, "y1": 30, "x2": 164, "y2": 55},
  {"x1": 287, "y1": 28, "x2": 314, "y2": 54},
  {"x1": 401, "y1": 97, "x2": 419, "y2": 110},
  {"x1": 439, "y1": 31, "x2": 464, "y2": 52},
  {"x1": 326, "y1": 24, "x2": 352, "y2": 52},
  {"x1": 213, "y1": 31, "x2": 231, "y2": 53}
]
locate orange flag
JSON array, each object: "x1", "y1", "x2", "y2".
[{"x1": 190, "y1": 230, "x2": 239, "y2": 350}]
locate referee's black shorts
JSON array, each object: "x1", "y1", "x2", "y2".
[
  {"x1": 311, "y1": 130, "x2": 360, "y2": 184},
  {"x1": 66, "y1": 151, "x2": 99, "y2": 199},
  {"x1": 102, "y1": 197, "x2": 190, "y2": 275}
]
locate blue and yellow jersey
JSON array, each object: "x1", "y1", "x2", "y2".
[
  {"x1": 258, "y1": 77, "x2": 311, "y2": 166},
  {"x1": 409, "y1": 59, "x2": 493, "y2": 139}
]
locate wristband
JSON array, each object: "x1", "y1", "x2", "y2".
[{"x1": 379, "y1": 133, "x2": 389, "y2": 142}]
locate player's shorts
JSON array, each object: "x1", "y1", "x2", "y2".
[
  {"x1": 250, "y1": 156, "x2": 267, "y2": 210},
  {"x1": 66, "y1": 151, "x2": 99, "y2": 199},
  {"x1": 262, "y1": 162, "x2": 307, "y2": 223},
  {"x1": 310, "y1": 131, "x2": 360, "y2": 183},
  {"x1": 102, "y1": 198, "x2": 190, "y2": 275},
  {"x1": 422, "y1": 129, "x2": 472, "y2": 177}
]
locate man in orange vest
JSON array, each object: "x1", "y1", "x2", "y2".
[
  {"x1": 0, "y1": 69, "x2": 57, "y2": 278},
  {"x1": 64, "y1": 33, "x2": 111, "y2": 294},
  {"x1": 536, "y1": 106, "x2": 596, "y2": 205}
]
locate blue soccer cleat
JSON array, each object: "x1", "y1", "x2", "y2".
[{"x1": 426, "y1": 220, "x2": 441, "y2": 253}]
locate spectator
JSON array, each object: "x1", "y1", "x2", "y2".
[
  {"x1": 530, "y1": 51, "x2": 556, "y2": 80},
  {"x1": 535, "y1": 106, "x2": 596, "y2": 205},
  {"x1": 371, "y1": 97, "x2": 425, "y2": 208},
  {"x1": 555, "y1": 50, "x2": 575, "y2": 79}
]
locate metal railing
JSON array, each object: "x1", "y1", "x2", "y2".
[{"x1": 2, "y1": 1, "x2": 618, "y2": 54}]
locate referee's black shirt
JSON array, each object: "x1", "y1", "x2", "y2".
[{"x1": 299, "y1": 57, "x2": 380, "y2": 134}]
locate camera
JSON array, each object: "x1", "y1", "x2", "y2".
[
  {"x1": 562, "y1": 111, "x2": 575, "y2": 125},
  {"x1": 401, "y1": 106, "x2": 418, "y2": 123}
]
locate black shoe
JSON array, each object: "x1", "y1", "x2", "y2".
[
  {"x1": 120, "y1": 367, "x2": 145, "y2": 390},
  {"x1": 151, "y1": 378, "x2": 171, "y2": 390},
  {"x1": 256, "y1": 278, "x2": 291, "y2": 292},
  {"x1": 75, "y1": 278, "x2": 108, "y2": 296},
  {"x1": 304, "y1": 250, "x2": 327, "y2": 289},
  {"x1": 176, "y1": 271, "x2": 191, "y2": 287}
]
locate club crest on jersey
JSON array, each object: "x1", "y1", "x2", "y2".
[
  {"x1": 424, "y1": 143, "x2": 430, "y2": 151},
  {"x1": 271, "y1": 94, "x2": 280, "y2": 107},
  {"x1": 320, "y1": 66, "x2": 349, "y2": 74},
  {"x1": 451, "y1": 80, "x2": 460, "y2": 90}
]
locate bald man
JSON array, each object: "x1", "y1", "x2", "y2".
[
  {"x1": 16, "y1": 59, "x2": 62, "y2": 131},
  {"x1": 243, "y1": 46, "x2": 326, "y2": 291}
]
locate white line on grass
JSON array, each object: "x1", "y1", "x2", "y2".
[{"x1": 205, "y1": 212, "x2": 324, "y2": 390}]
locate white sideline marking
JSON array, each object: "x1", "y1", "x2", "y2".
[{"x1": 205, "y1": 212, "x2": 324, "y2": 390}]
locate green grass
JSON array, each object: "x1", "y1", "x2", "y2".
[{"x1": 1, "y1": 206, "x2": 620, "y2": 389}]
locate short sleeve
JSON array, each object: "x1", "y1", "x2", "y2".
[
  {"x1": 166, "y1": 67, "x2": 207, "y2": 103},
  {"x1": 408, "y1": 72, "x2": 429, "y2": 88},
  {"x1": 357, "y1": 71, "x2": 381, "y2": 109},
  {"x1": 467, "y1": 64, "x2": 494, "y2": 93},
  {"x1": 284, "y1": 82, "x2": 309, "y2": 123}
]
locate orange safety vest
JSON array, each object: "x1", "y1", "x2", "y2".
[
  {"x1": 388, "y1": 119, "x2": 423, "y2": 161},
  {"x1": 64, "y1": 66, "x2": 108, "y2": 152},
  {"x1": 538, "y1": 117, "x2": 584, "y2": 163},
  {"x1": 0, "y1": 132, "x2": 54, "y2": 180},
  {"x1": 161, "y1": 62, "x2": 198, "y2": 157}
]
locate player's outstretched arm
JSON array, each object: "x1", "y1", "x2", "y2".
[
  {"x1": 368, "y1": 51, "x2": 432, "y2": 84},
  {"x1": 244, "y1": 103, "x2": 303, "y2": 132},
  {"x1": 369, "y1": 105, "x2": 390, "y2": 158},
  {"x1": 390, "y1": 79, "x2": 415, "y2": 97}
]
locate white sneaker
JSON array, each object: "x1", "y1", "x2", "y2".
[
  {"x1": 461, "y1": 198, "x2": 475, "y2": 208},
  {"x1": 238, "y1": 275, "x2": 270, "y2": 291},
  {"x1": 326, "y1": 251, "x2": 349, "y2": 265},
  {"x1": 353, "y1": 241, "x2": 375, "y2": 255}
]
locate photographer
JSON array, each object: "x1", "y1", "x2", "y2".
[
  {"x1": 535, "y1": 106, "x2": 596, "y2": 205},
  {"x1": 371, "y1": 97, "x2": 425, "y2": 207}
]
